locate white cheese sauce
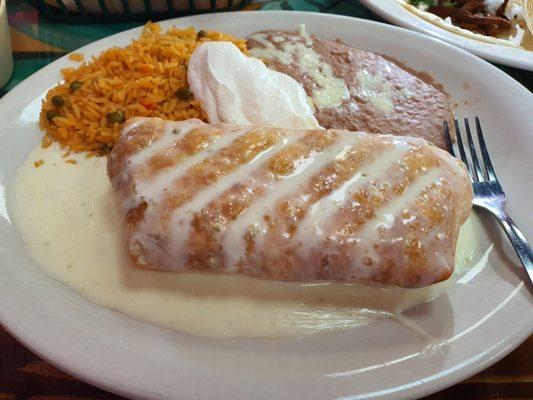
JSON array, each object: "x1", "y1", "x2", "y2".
[{"x1": 11, "y1": 144, "x2": 483, "y2": 338}]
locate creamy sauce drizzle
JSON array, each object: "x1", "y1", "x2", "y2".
[
  {"x1": 223, "y1": 133, "x2": 364, "y2": 267},
  {"x1": 121, "y1": 119, "x2": 462, "y2": 285},
  {"x1": 12, "y1": 144, "x2": 482, "y2": 338},
  {"x1": 167, "y1": 133, "x2": 299, "y2": 268},
  {"x1": 134, "y1": 124, "x2": 247, "y2": 208},
  {"x1": 294, "y1": 145, "x2": 408, "y2": 259},
  {"x1": 354, "y1": 169, "x2": 446, "y2": 270}
]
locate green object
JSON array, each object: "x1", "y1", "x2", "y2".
[
  {"x1": 407, "y1": 0, "x2": 435, "y2": 7},
  {"x1": 69, "y1": 81, "x2": 83, "y2": 92},
  {"x1": 176, "y1": 87, "x2": 192, "y2": 100},
  {"x1": 107, "y1": 110, "x2": 126, "y2": 123},
  {"x1": 406, "y1": 1, "x2": 457, "y2": 7},
  {"x1": 51, "y1": 95, "x2": 65, "y2": 106},
  {"x1": 45, "y1": 109, "x2": 59, "y2": 120}
]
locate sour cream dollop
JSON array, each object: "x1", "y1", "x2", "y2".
[
  {"x1": 484, "y1": 0, "x2": 523, "y2": 19},
  {"x1": 483, "y1": 0, "x2": 505, "y2": 15},
  {"x1": 187, "y1": 41, "x2": 320, "y2": 129}
]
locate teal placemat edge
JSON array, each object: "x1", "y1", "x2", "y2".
[{"x1": 2, "y1": 0, "x2": 531, "y2": 94}]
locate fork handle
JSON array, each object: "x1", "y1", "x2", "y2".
[{"x1": 491, "y1": 210, "x2": 533, "y2": 287}]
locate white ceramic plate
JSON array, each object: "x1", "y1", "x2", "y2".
[
  {"x1": 0, "y1": 11, "x2": 532, "y2": 400},
  {"x1": 358, "y1": 0, "x2": 533, "y2": 71}
]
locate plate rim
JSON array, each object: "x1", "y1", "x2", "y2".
[
  {"x1": 5, "y1": 311, "x2": 532, "y2": 400},
  {"x1": 0, "y1": 10, "x2": 532, "y2": 400}
]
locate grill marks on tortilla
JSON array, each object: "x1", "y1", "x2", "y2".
[
  {"x1": 108, "y1": 119, "x2": 474, "y2": 287},
  {"x1": 158, "y1": 128, "x2": 282, "y2": 216},
  {"x1": 124, "y1": 123, "x2": 444, "y2": 275},
  {"x1": 143, "y1": 129, "x2": 217, "y2": 177},
  {"x1": 185, "y1": 129, "x2": 335, "y2": 270},
  {"x1": 327, "y1": 148, "x2": 444, "y2": 236},
  {"x1": 254, "y1": 144, "x2": 448, "y2": 281},
  {"x1": 186, "y1": 132, "x2": 383, "y2": 271},
  {"x1": 237, "y1": 138, "x2": 390, "y2": 277}
]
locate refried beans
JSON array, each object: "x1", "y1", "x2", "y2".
[{"x1": 247, "y1": 29, "x2": 454, "y2": 150}]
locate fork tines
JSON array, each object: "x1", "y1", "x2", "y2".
[{"x1": 443, "y1": 117, "x2": 497, "y2": 183}]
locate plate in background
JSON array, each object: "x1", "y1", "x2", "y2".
[{"x1": 358, "y1": 0, "x2": 533, "y2": 71}]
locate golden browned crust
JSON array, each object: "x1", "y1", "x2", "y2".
[{"x1": 108, "y1": 118, "x2": 473, "y2": 287}]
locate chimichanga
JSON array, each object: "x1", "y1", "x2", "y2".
[{"x1": 108, "y1": 117, "x2": 472, "y2": 288}]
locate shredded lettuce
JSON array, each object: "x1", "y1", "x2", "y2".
[
  {"x1": 408, "y1": 0, "x2": 456, "y2": 6},
  {"x1": 408, "y1": 0, "x2": 436, "y2": 6}
]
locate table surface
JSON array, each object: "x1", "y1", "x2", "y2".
[{"x1": 1, "y1": 0, "x2": 532, "y2": 398}]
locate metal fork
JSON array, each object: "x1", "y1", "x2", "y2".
[{"x1": 443, "y1": 117, "x2": 533, "y2": 287}]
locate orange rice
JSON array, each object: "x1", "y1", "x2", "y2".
[
  {"x1": 68, "y1": 53, "x2": 85, "y2": 62},
  {"x1": 40, "y1": 23, "x2": 246, "y2": 155}
]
